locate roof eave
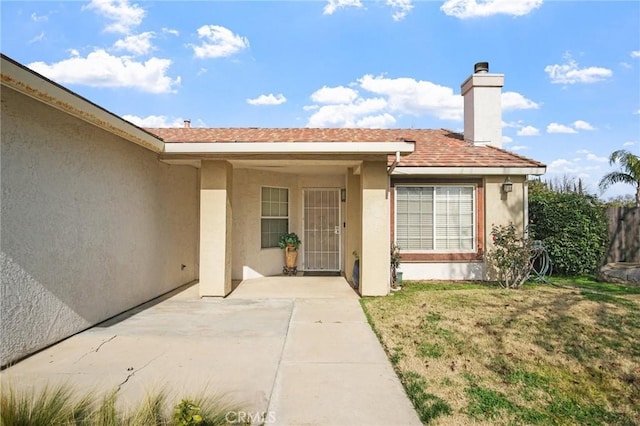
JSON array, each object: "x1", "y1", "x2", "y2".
[
  {"x1": 0, "y1": 54, "x2": 164, "y2": 153},
  {"x1": 163, "y1": 141, "x2": 415, "y2": 155},
  {"x1": 392, "y1": 166, "x2": 547, "y2": 176}
]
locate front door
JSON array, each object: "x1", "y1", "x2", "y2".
[{"x1": 303, "y1": 189, "x2": 341, "y2": 271}]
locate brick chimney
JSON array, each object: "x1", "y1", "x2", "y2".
[
  {"x1": 184, "y1": 119, "x2": 191, "y2": 128},
  {"x1": 461, "y1": 62, "x2": 504, "y2": 148}
]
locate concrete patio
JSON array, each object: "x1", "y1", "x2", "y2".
[{"x1": 1, "y1": 277, "x2": 420, "y2": 426}]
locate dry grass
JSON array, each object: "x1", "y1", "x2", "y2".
[{"x1": 361, "y1": 279, "x2": 640, "y2": 425}]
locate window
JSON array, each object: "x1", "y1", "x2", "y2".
[
  {"x1": 396, "y1": 186, "x2": 474, "y2": 252},
  {"x1": 261, "y1": 187, "x2": 289, "y2": 248}
]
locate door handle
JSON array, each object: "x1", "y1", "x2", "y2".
[{"x1": 334, "y1": 226, "x2": 340, "y2": 235}]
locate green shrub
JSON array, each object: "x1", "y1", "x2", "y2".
[
  {"x1": 528, "y1": 189, "x2": 607, "y2": 275},
  {"x1": 487, "y1": 223, "x2": 534, "y2": 288}
]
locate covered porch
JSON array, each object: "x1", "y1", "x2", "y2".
[
  {"x1": 161, "y1": 139, "x2": 414, "y2": 297},
  {"x1": 227, "y1": 276, "x2": 359, "y2": 299}
]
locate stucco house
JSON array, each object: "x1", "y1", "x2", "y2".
[{"x1": 1, "y1": 54, "x2": 545, "y2": 366}]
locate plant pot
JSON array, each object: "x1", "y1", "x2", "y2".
[
  {"x1": 396, "y1": 271, "x2": 403, "y2": 283},
  {"x1": 285, "y1": 245, "x2": 298, "y2": 268},
  {"x1": 352, "y1": 259, "x2": 360, "y2": 289}
]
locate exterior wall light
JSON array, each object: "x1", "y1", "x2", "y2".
[
  {"x1": 502, "y1": 177, "x2": 513, "y2": 193},
  {"x1": 341, "y1": 188, "x2": 347, "y2": 202}
]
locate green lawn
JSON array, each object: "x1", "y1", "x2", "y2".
[{"x1": 361, "y1": 278, "x2": 640, "y2": 425}]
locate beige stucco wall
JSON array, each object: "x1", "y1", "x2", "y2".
[
  {"x1": 483, "y1": 175, "x2": 527, "y2": 279},
  {"x1": 231, "y1": 169, "x2": 346, "y2": 280},
  {"x1": 345, "y1": 169, "x2": 361, "y2": 285},
  {"x1": 360, "y1": 161, "x2": 390, "y2": 296},
  {"x1": 199, "y1": 161, "x2": 233, "y2": 296},
  {"x1": 484, "y1": 175, "x2": 526, "y2": 241},
  {"x1": 1, "y1": 87, "x2": 199, "y2": 366}
]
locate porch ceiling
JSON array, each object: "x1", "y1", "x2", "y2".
[
  {"x1": 160, "y1": 159, "x2": 361, "y2": 174},
  {"x1": 233, "y1": 159, "x2": 360, "y2": 175}
]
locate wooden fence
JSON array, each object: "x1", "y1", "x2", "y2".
[{"x1": 604, "y1": 207, "x2": 640, "y2": 264}]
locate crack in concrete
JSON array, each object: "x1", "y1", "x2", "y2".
[
  {"x1": 115, "y1": 355, "x2": 162, "y2": 393},
  {"x1": 94, "y1": 335, "x2": 117, "y2": 352},
  {"x1": 75, "y1": 335, "x2": 117, "y2": 363}
]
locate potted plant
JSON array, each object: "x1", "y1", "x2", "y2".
[
  {"x1": 279, "y1": 232, "x2": 301, "y2": 274},
  {"x1": 352, "y1": 250, "x2": 360, "y2": 289}
]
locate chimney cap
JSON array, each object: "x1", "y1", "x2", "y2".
[
  {"x1": 184, "y1": 119, "x2": 191, "y2": 128},
  {"x1": 474, "y1": 62, "x2": 489, "y2": 73}
]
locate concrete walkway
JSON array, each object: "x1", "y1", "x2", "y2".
[{"x1": 1, "y1": 278, "x2": 421, "y2": 426}]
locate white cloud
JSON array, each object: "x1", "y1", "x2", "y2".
[
  {"x1": 502, "y1": 120, "x2": 522, "y2": 129},
  {"x1": 122, "y1": 114, "x2": 185, "y2": 127},
  {"x1": 586, "y1": 153, "x2": 607, "y2": 162},
  {"x1": 162, "y1": 27, "x2": 179, "y2": 36},
  {"x1": 547, "y1": 123, "x2": 577, "y2": 134},
  {"x1": 31, "y1": 12, "x2": 48, "y2": 22},
  {"x1": 191, "y1": 25, "x2": 249, "y2": 59},
  {"x1": 305, "y1": 74, "x2": 543, "y2": 128},
  {"x1": 113, "y1": 32, "x2": 155, "y2": 55},
  {"x1": 311, "y1": 86, "x2": 359, "y2": 104},
  {"x1": 547, "y1": 157, "x2": 605, "y2": 190},
  {"x1": 356, "y1": 113, "x2": 397, "y2": 128},
  {"x1": 546, "y1": 120, "x2": 595, "y2": 134},
  {"x1": 620, "y1": 62, "x2": 632, "y2": 69},
  {"x1": 547, "y1": 158, "x2": 580, "y2": 174},
  {"x1": 247, "y1": 93, "x2": 287, "y2": 106},
  {"x1": 83, "y1": 0, "x2": 145, "y2": 34},
  {"x1": 622, "y1": 141, "x2": 637, "y2": 147},
  {"x1": 358, "y1": 74, "x2": 462, "y2": 120},
  {"x1": 631, "y1": 50, "x2": 640, "y2": 58},
  {"x1": 387, "y1": 0, "x2": 414, "y2": 21},
  {"x1": 517, "y1": 125, "x2": 539, "y2": 136},
  {"x1": 441, "y1": 0, "x2": 543, "y2": 19},
  {"x1": 544, "y1": 54, "x2": 612, "y2": 84},
  {"x1": 502, "y1": 135, "x2": 513, "y2": 144},
  {"x1": 197, "y1": 67, "x2": 208, "y2": 76},
  {"x1": 68, "y1": 49, "x2": 80, "y2": 57},
  {"x1": 634, "y1": 109, "x2": 640, "y2": 115},
  {"x1": 573, "y1": 120, "x2": 595, "y2": 131},
  {"x1": 576, "y1": 150, "x2": 608, "y2": 163},
  {"x1": 29, "y1": 32, "x2": 46, "y2": 44},
  {"x1": 28, "y1": 49, "x2": 180, "y2": 94},
  {"x1": 307, "y1": 98, "x2": 388, "y2": 127},
  {"x1": 323, "y1": 0, "x2": 363, "y2": 15},
  {"x1": 511, "y1": 145, "x2": 528, "y2": 151},
  {"x1": 501, "y1": 91, "x2": 539, "y2": 111}
]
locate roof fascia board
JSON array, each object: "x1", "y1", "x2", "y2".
[
  {"x1": 392, "y1": 166, "x2": 546, "y2": 176},
  {"x1": 164, "y1": 141, "x2": 415, "y2": 155},
  {"x1": 1, "y1": 54, "x2": 164, "y2": 153}
]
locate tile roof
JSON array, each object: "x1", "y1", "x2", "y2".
[{"x1": 146, "y1": 127, "x2": 545, "y2": 168}]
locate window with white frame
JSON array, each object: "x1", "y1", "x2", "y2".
[
  {"x1": 261, "y1": 187, "x2": 289, "y2": 248},
  {"x1": 395, "y1": 185, "x2": 475, "y2": 252}
]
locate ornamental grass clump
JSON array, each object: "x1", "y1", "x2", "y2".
[
  {"x1": 487, "y1": 223, "x2": 534, "y2": 289},
  {"x1": 0, "y1": 383, "x2": 247, "y2": 426}
]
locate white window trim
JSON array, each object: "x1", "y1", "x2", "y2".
[
  {"x1": 260, "y1": 186, "x2": 290, "y2": 249},
  {"x1": 394, "y1": 184, "x2": 477, "y2": 254}
]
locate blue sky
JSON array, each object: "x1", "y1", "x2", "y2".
[{"x1": 2, "y1": 0, "x2": 639, "y2": 199}]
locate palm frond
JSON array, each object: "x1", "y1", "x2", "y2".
[
  {"x1": 608, "y1": 150, "x2": 640, "y2": 179},
  {"x1": 598, "y1": 171, "x2": 636, "y2": 191}
]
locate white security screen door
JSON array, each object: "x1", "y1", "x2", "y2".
[{"x1": 303, "y1": 189, "x2": 341, "y2": 271}]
